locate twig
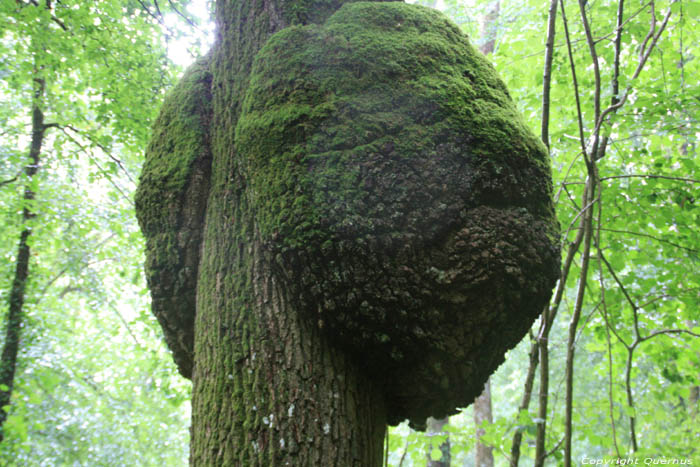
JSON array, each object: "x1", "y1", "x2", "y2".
[
  {"x1": 599, "y1": 227, "x2": 698, "y2": 253},
  {"x1": 0, "y1": 170, "x2": 22, "y2": 187},
  {"x1": 601, "y1": 174, "x2": 700, "y2": 184},
  {"x1": 62, "y1": 124, "x2": 135, "y2": 184},
  {"x1": 167, "y1": 0, "x2": 202, "y2": 31},
  {"x1": 560, "y1": 0, "x2": 588, "y2": 159}
]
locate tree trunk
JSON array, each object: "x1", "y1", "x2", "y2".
[
  {"x1": 0, "y1": 78, "x2": 47, "y2": 442},
  {"x1": 479, "y1": 1, "x2": 500, "y2": 55},
  {"x1": 189, "y1": 1, "x2": 388, "y2": 465},
  {"x1": 474, "y1": 379, "x2": 494, "y2": 467},
  {"x1": 426, "y1": 416, "x2": 451, "y2": 467},
  {"x1": 137, "y1": 1, "x2": 561, "y2": 464}
]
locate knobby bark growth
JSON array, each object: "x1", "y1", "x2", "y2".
[{"x1": 136, "y1": 1, "x2": 560, "y2": 465}]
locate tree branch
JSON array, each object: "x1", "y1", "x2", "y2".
[
  {"x1": 599, "y1": 227, "x2": 698, "y2": 254},
  {"x1": 0, "y1": 171, "x2": 22, "y2": 188},
  {"x1": 601, "y1": 174, "x2": 700, "y2": 184},
  {"x1": 559, "y1": 0, "x2": 588, "y2": 159}
]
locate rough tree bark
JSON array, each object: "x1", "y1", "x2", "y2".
[{"x1": 136, "y1": 1, "x2": 560, "y2": 465}]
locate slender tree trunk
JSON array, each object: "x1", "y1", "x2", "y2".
[
  {"x1": 690, "y1": 386, "x2": 699, "y2": 417},
  {"x1": 479, "y1": 1, "x2": 500, "y2": 55},
  {"x1": 190, "y1": 1, "x2": 389, "y2": 464},
  {"x1": 534, "y1": 337, "x2": 549, "y2": 466},
  {"x1": 563, "y1": 174, "x2": 597, "y2": 466},
  {"x1": 426, "y1": 416, "x2": 451, "y2": 467},
  {"x1": 0, "y1": 77, "x2": 47, "y2": 442},
  {"x1": 474, "y1": 379, "x2": 494, "y2": 467},
  {"x1": 533, "y1": 2, "x2": 559, "y2": 462},
  {"x1": 509, "y1": 336, "x2": 539, "y2": 466}
]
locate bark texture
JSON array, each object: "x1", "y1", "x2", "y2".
[{"x1": 136, "y1": 1, "x2": 560, "y2": 464}]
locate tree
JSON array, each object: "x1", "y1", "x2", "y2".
[
  {"x1": 0, "y1": 0, "x2": 199, "y2": 461},
  {"x1": 136, "y1": 0, "x2": 561, "y2": 464},
  {"x1": 473, "y1": 380, "x2": 494, "y2": 467}
]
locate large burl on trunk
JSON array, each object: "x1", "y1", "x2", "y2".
[{"x1": 136, "y1": 1, "x2": 560, "y2": 465}]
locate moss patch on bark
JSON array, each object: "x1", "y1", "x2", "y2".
[
  {"x1": 135, "y1": 56, "x2": 213, "y2": 378},
  {"x1": 137, "y1": 1, "x2": 560, "y2": 428},
  {"x1": 235, "y1": 2, "x2": 560, "y2": 426}
]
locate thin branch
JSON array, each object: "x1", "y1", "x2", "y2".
[
  {"x1": 153, "y1": 0, "x2": 162, "y2": 16},
  {"x1": 577, "y1": 0, "x2": 601, "y2": 125},
  {"x1": 602, "y1": 305, "x2": 622, "y2": 457},
  {"x1": 135, "y1": 0, "x2": 164, "y2": 25},
  {"x1": 398, "y1": 438, "x2": 410, "y2": 467},
  {"x1": 599, "y1": 227, "x2": 698, "y2": 253},
  {"x1": 601, "y1": 174, "x2": 700, "y2": 184},
  {"x1": 62, "y1": 124, "x2": 135, "y2": 184},
  {"x1": 624, "y1": 348, "x2": 638, "y2": 451},
  {"x1": 639, "y1": 1, "x2": 657, "y2": 61},
  {"x1": 545, "y1": 435, "x2": 565, "y2": 458},
  {"x1": 564, "y1": 173, "x2": 597, "y2": 467},
  {"x1": 559, "y1": 0, "x2": 588, "y2": 159},
  {"x1": 560, "y1": 191, "x2": 598, "y2": 250},
  {"x1": 33, "y1": 233, "x2": 117, "y2": 306},
  {"x1": 56, "y1": 126, "x2": 135, "y2": 204},
  {"x1": 599, "y1": 253, "x2": 639, "y2": 317},
  {"x1": 509, "y1": 332, "x2": 540, "y2": 466},
  {"x1": 501, "y1": 1, "x2": 652, "y2": 66},
  {"x1": 25, "y1": 0, "x2": 67, "y2": 30},
  {"x1": 167, "y1": 0, "x2": 202, "y2": 31},
  {"x1": 554, "y1": 151, "x2": 584, "y2": 206},
  {"x1": 640, "y1": 328, "x2": 700, "y2": 342},
  {"x1": 106, "y1": 301, "x2": 144, "y2": 349},
  {"x1": 595, "y1": 180, "x2": 622, "y2": 457},
  {"x1": 592, "y1": 4, "x2": 674, "y2": 139},
  {"x1": 540, "y1": 0, "x2": 559, "y2": 149},
  {"x1": 0, "y1": 171, "x2": 22, "y2": 188}
]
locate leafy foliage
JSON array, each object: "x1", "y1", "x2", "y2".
[
  {"x1": 390, "y1": 0, "x2": 699, "y2": 464},
  {"x1": 1, "y1": 0, "x2": 697, "y2": 464},
  {"x1": 0, "y1": 0, "x2": 211, "y2": 463}
]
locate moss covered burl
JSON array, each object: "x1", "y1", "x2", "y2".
[{"x1": 137, "y1": 2, "x2": 560, "y2": 430}]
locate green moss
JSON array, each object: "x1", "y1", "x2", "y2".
[
  {"x1": 234, "y1": 2, "x2": 560, "y2": 426},
  {"x1": 237, "y1": 2, "x2": 553, "y2": 252},
  {"x1": 134, "y1": 56, "x2": 213, "y2": 378},
  {"x1": 139, "y1": 1, "x2": 560, "y2": 427},
  {"x1": 136, "y1": 56, "x2": 212, "y2": 236}
]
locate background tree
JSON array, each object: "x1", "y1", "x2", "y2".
[{"x1": 0, "y1": 0, "x2": 209, "y2": 462}]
